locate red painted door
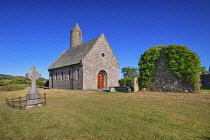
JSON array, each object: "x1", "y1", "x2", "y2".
[{"x1": 98, "y1": 73, "x2": 104, "y2": 89}]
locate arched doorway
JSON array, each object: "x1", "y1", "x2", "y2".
[{"x1": 98, "y1": 70, "x2": 107, "y2": 89}]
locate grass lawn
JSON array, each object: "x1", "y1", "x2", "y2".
[{"x1": 0, "y1": 89, "x2": 210, "y2": 140}]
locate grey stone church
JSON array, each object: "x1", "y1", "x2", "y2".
[{"x1": 48, "y1": 23, "x2": 119, "y2": 90}]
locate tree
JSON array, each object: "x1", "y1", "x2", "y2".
[
  {"x1": 119, "y1": 79, "x2": 127, "y2": 86},
  {"x1": 200, "y1": 66, "x2": 208, "y2": 75},
  {"x1": 44, "y1": 80, "x2": 49, "y2": 87},
  {"x1": 121, "y1": 66, "x2": 139, "y2": 79},
  {"x1": 209, "y1": 66, "x2": 210, "y2": 73}
]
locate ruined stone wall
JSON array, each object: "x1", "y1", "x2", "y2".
[
  {"x1": 49, "y1": 64, "x2": 83, "y2": 90},
  {"x1": 201, "y1": 74, "x2": 210, "y2": 87},
  {"x1": 148, "y1": 55, "x2": 195, "y2": 92}
]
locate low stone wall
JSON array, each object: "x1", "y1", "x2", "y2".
[
  {"x1": 201, "y1": 74, "x2": 210, "y2": 87},
  {"x1": 109, "y1": 86, "x2": 131, "y2": 92},
  {"x1": 148, "y1": 55, "x2": 195, "y2": 92}
]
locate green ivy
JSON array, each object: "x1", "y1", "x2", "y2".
[
  {"x1": 138, "y1": 46, "x2": 162, "y2": 88},
  {"x1": 139, "y1": 45, "x2": 201, "y2": 90},
  {"x1": 163, "y1": 45, "x2": 201, "y2": 90}
]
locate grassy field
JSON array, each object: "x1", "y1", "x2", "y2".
[{"x1": 0, "y1": 89, "x2": 210, "y2": 140}]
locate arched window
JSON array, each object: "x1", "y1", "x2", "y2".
[
  {"x1": 68, "y1": 70, "x2": 71, "y2": 80},
  {"x1": 76, "y1": 69, "x2": 79, "y2": 80},
  {"x1": 49, "y1": 73, "x2": 52, "y2": 80},
  {"x1": 61, "y1": 72, "x2": 63, "y2": 80}
]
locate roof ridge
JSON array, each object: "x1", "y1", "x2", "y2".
[
  {"x1": 48, "y1": 35, "x2": 101, "y2": 70},
  {"x1": 71, "y1": 35, "x2": 100, "y2": 49}
]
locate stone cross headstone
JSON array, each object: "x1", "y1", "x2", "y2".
[{"x1": 25, "y1": 66, "x2": 41, "y2": 109}]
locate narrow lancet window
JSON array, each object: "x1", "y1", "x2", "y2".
[
  {"x1": 68, "y1": 70, "x2": 71, "y2": 80},
  {"x1": 61, "y1": 72, "x2": 63, "y2": 80}
]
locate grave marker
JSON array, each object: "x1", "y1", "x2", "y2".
[{"x1": 25, "y1": 66, "x2": 41, "y2": 109}]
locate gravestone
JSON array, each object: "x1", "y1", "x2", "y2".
[
  {"x1": 133, "y1": 77, "x2": 140, "y2": 92},
  {"x1": 25, "y1": 66, "x2": 41, "y2": 109}
]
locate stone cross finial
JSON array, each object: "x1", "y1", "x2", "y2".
[
  {"x1": 26, "y1": 66, "x2": 41, "y2": 79},
  {"x1": 25, "y1": 66, "x2": 41, "y2": 109}
]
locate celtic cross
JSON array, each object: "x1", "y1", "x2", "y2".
[
  {"x1": 25, "y1": 66, "x2": 41, "y2": 108},
  {"x1": 26, "y1": 66, "x2": 41, "y2": 89}
]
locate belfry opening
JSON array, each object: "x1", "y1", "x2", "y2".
[{"x1": 98, "y1": 70, "x2": 107, "y2": 89}]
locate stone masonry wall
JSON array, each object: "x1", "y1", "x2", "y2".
[
  {"x1": 48, "y1": 34, "x2": 119, "y2": 90},
  {"x1": 49, "y1": 64, "x2": 83, "y2": 90},
  {"x1": 148, "y1": 55, "x2": 195, "y2": 92},
  {"x1": 82, "y1": 35, "x2": 119, "y2": 90}
]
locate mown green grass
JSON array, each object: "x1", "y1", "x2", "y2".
[{"x1": 1, "y1": 89, "x2": 210, "y2": 140}]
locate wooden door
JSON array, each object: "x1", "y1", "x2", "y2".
[{"x1": 98, "y1": 73, "x2": 104, "y2": 89}]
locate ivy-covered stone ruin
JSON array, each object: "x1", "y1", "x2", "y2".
[{"x1": 139, "y1": 45, "x2": 202, "y2": 92}]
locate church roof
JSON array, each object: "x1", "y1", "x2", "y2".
[{"x1": 48, "y1": 36, "x2": 99, "y2": 70}]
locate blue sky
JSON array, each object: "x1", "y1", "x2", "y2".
[{"x1": 0, "y1": 0, "x2": 209, "y2": 79}]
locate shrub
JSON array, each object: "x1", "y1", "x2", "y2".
[
  {"x1": 9, "y1": 78, "x2": 30, "y2": 85},
  {"x1": 119, "y1": 79, "x2": 127, "y2": 86},
  {"x1": 119, "y1": 78, "x2": 133, "y2": 87},
  {"x1": 0, "y1": 80, "x2": 8, "y2": 86},
  {"x1": 36, "y1": 81, "x2": 45, "y2": 86},
  {"x1": 0, "y1": 84, "x2": 29, "y2": 92},
  {"x1": 126, "y1": 79, "x2": 133, "y2": 86}
]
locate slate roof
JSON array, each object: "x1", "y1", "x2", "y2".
[{"x1": 48, "y1": 36, "x2": 99, "y2": 70}]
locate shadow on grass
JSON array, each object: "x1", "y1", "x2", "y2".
[
  {"x1": 198, "y1": 137, "x2": 210, "y2": 140},
  {"x1": 201, "y1": 86, "x2": 210, "y2": 90}
]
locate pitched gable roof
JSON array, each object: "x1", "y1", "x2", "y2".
[{"x1": 48, "y1": 36, "x2": 99, "y2": 70}]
